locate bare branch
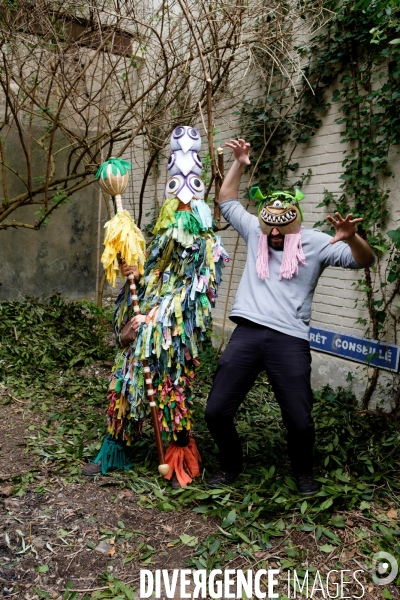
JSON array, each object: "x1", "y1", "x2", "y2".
[{"x1": 0, "y1": 0, "x2": 328, "y2": 231}]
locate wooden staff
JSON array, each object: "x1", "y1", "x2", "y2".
[
  {"x1": 97, "y1": 156, "x2": 169, "y2": 477},
  {"x1": 127, "y1": 271, "x2": 169, "y2": 476},
  {"x1": 214, "y1": 146, "x2": 224, "y2": 225}
]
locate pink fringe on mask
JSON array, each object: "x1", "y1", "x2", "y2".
[
  {"x1": 279, "y1": 232, "x2": 306, "y2": 280},
  {"x1": 256, "y1": 233, "x2": 269, "y2": 279}
]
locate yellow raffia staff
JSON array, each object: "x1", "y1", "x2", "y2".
[{"x1": 96, "y1": 157, "x2": 146, "y2": 287}]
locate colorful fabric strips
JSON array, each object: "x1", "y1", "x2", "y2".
[{"x1": 105, "y1": 211, "x2": 229, "y2": 446}]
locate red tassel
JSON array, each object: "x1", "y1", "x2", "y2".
[{"x1": 164, "y1": 438, "x2": 202, "y2": 487}]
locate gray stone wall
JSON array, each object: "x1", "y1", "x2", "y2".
[
  {"x1": 0, "y1": 122, "x2": 106, "y2": 301},
  {"x1": 0, "y1": 193, "x2": 102, "y2": 300}
]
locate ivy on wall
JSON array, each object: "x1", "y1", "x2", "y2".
[{"x1": 239, "y1": 0, "x2": 400, "y2": 408}]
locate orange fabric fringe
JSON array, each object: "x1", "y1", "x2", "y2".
[{"x1": 164, "y1": 438, "x2": 201, "y2": 487}]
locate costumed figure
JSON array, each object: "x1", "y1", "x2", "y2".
[{"x1": 84, "y1": 127, "x2": 230, "y2": 487}]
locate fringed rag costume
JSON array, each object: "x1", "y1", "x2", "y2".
[{"x1": 95, "y1": 126, "x2": 229, "y2": 486}]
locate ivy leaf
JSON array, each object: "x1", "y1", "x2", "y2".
[
  {"x1": 209, "y1": 539, "x2": 221, "y2": 555},
  {"x1": 180, "y1": 534, "x2": 198, "y2": 547},
  {"x1": 236, "y1": 531, "x2": 252, "y2": 544},
  {"x1": 36, "y1": 564, "x2": 49, "y2": 573},
  {"x1": 319, "y1": 498, "x2": 333, "y2": 511},
  {"x1": 387, "y1": 229, "x2": 400, "y2": 243},
  {"x1": 221, "y1": 510, "x2": 237, "y2": 528},
  {"x1": 319, "y1": 544, "x2": 336, "y2": 553},
  {"x1": 34, "y1": 590, "x2": 52, "y2": 600},
  {"x1": 331, "y1": 514, "x2": 345, "y2": 528}
]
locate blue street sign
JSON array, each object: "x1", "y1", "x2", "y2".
[{"x1": 309, "y1": 326, "x2": 399, "y2": 372}]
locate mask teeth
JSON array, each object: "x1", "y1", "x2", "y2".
[{"x1": 263, "y1": 210, "x2": 296, "y2": 224}]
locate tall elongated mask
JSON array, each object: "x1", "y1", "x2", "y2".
[{"x1": 250, "y1": 187, "x2": 305, "y2": 235}]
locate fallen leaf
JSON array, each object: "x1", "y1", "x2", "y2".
[
  {"x1": 368, "y1": 586, "x2": 373, "y2": 593},
  {"x1": 32, "y1": 536, "x2": 46, "y2": 550},
  {"x1": 254, "y1": 551, "x2": 270, "y2": 559},
  {"x1": 108, "y1": 547, "x2": 116, "y2": 556},
  {"x1": 319, "y1": 544, "x2": 336, "y2": 553},
  {"x1": 345, "y1": 520, "x2": 354, "y2": 527},
  {"x1": 387, "y1": 508, "x2": 398, "y2": 519},
  {"x1": 347, "y1": 549, "x2": 356, "y2": 559},
  {"x1": 95, "y1": 541, "x2": 110, "y2": 554},
  {"x1": 0, "y1": 486, "x2": 14, "y2": 497},
  {"x1": 180, "y1": 534, "x2": 198, "y2": 547},
  {"x1": 4, "y1": 498, "x2": 19, "y2": 511}
]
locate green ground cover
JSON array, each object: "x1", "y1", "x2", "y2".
[{"x1": 1, "y1": 297, "x2": 399, "y2": 599}]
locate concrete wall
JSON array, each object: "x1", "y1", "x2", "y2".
[
  {"x1": 0, "y1": 125, "x2": 105, "y2": 300},
  {"x1": 0, "y1": 192, "x2": 103, "y2": 300}
]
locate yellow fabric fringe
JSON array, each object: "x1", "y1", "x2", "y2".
[{"x1": 101, "y1": 210, "x2": 146, "y2": 287}]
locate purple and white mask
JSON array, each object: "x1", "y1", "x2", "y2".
[
  {"x1": 164, "y1": 172, "x2": 205, "y2": 204},
  {"x1": 170, "y1": 126, "x2": 201, "y2": 154},
  {"x1": 167, "y1": 150, "x2": 202, "y2": 176}
]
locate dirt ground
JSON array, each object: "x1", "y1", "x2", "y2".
[
  {"x1": 0, "y1": 396, "x2": 399, "y2": 599},
  {"x1": 0, "y1": 398, "x2": 218, "y2": 599}
]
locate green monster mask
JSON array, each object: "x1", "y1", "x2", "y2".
[{"x1": 250, "y1": 187, "x2": 305, "y2": 236}]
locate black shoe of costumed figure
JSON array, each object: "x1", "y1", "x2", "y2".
[
  {"x1": 294, "y1": 473, "x2": 321, "y2": 497},
  {"x1": 207, "y1": 470, "x2": 240, "y2": 487},
  {"x1": 81, "y1": 460, "x2": 102, "y2": 476}
]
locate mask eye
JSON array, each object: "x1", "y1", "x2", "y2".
[
  {"x1": 188, "y1": 175, "x2": 205, "y2": 193},
  {"x1": 193, "y1": 152, "x2": 202, "y2": 168},
  {"x1": 167, "y1": 154, "x2": 175, "y2": 170},
  {"x1": 188, "y1": 128, "x2": 200, "y2": 139},
  {"x1": 272, "y1": 200, "x2": 282, "y2": 208},
  {"x1": 173, "y1": 127, "x2": 184, "y2": 138},
  {"x1": 166, "y1": 176, "x2": 182, "y2": 194}
]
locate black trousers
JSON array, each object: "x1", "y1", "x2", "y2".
[{"x1": 205, "y1": 319, "x2": 315, "y2": 474}]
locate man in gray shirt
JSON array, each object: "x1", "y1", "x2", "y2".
[{"x1": 205, "y1": 139, "x2": 375, "y2": 496}]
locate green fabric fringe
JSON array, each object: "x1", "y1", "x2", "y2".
[
  {"x1": 174, "y1": 210, "x2": 202, "y2": 234},
  {"x1": 94, "y1": 434, "x2": 133, "y2": 475}
]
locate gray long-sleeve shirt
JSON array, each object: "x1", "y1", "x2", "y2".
[{"x1": 221, "y1": 199, "x2": 374, "y2": 341}]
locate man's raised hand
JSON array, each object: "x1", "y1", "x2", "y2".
[
  {"x1": 225, "y1": 138, "x2": 251, "y2": 165},
  {"x1": 327, "y1": 212, "x2": 363, "y2": 244}
]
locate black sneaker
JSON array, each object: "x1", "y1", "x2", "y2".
[
  {"x1": 295, "y1": 473, "x2": 321, "y2": 497},
  {"x1": 81, "y1": 460, "x2": 102, "y2": 476},
  {"x1": 207, "y1": 470, "x2": 240, "y2": 487}
]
